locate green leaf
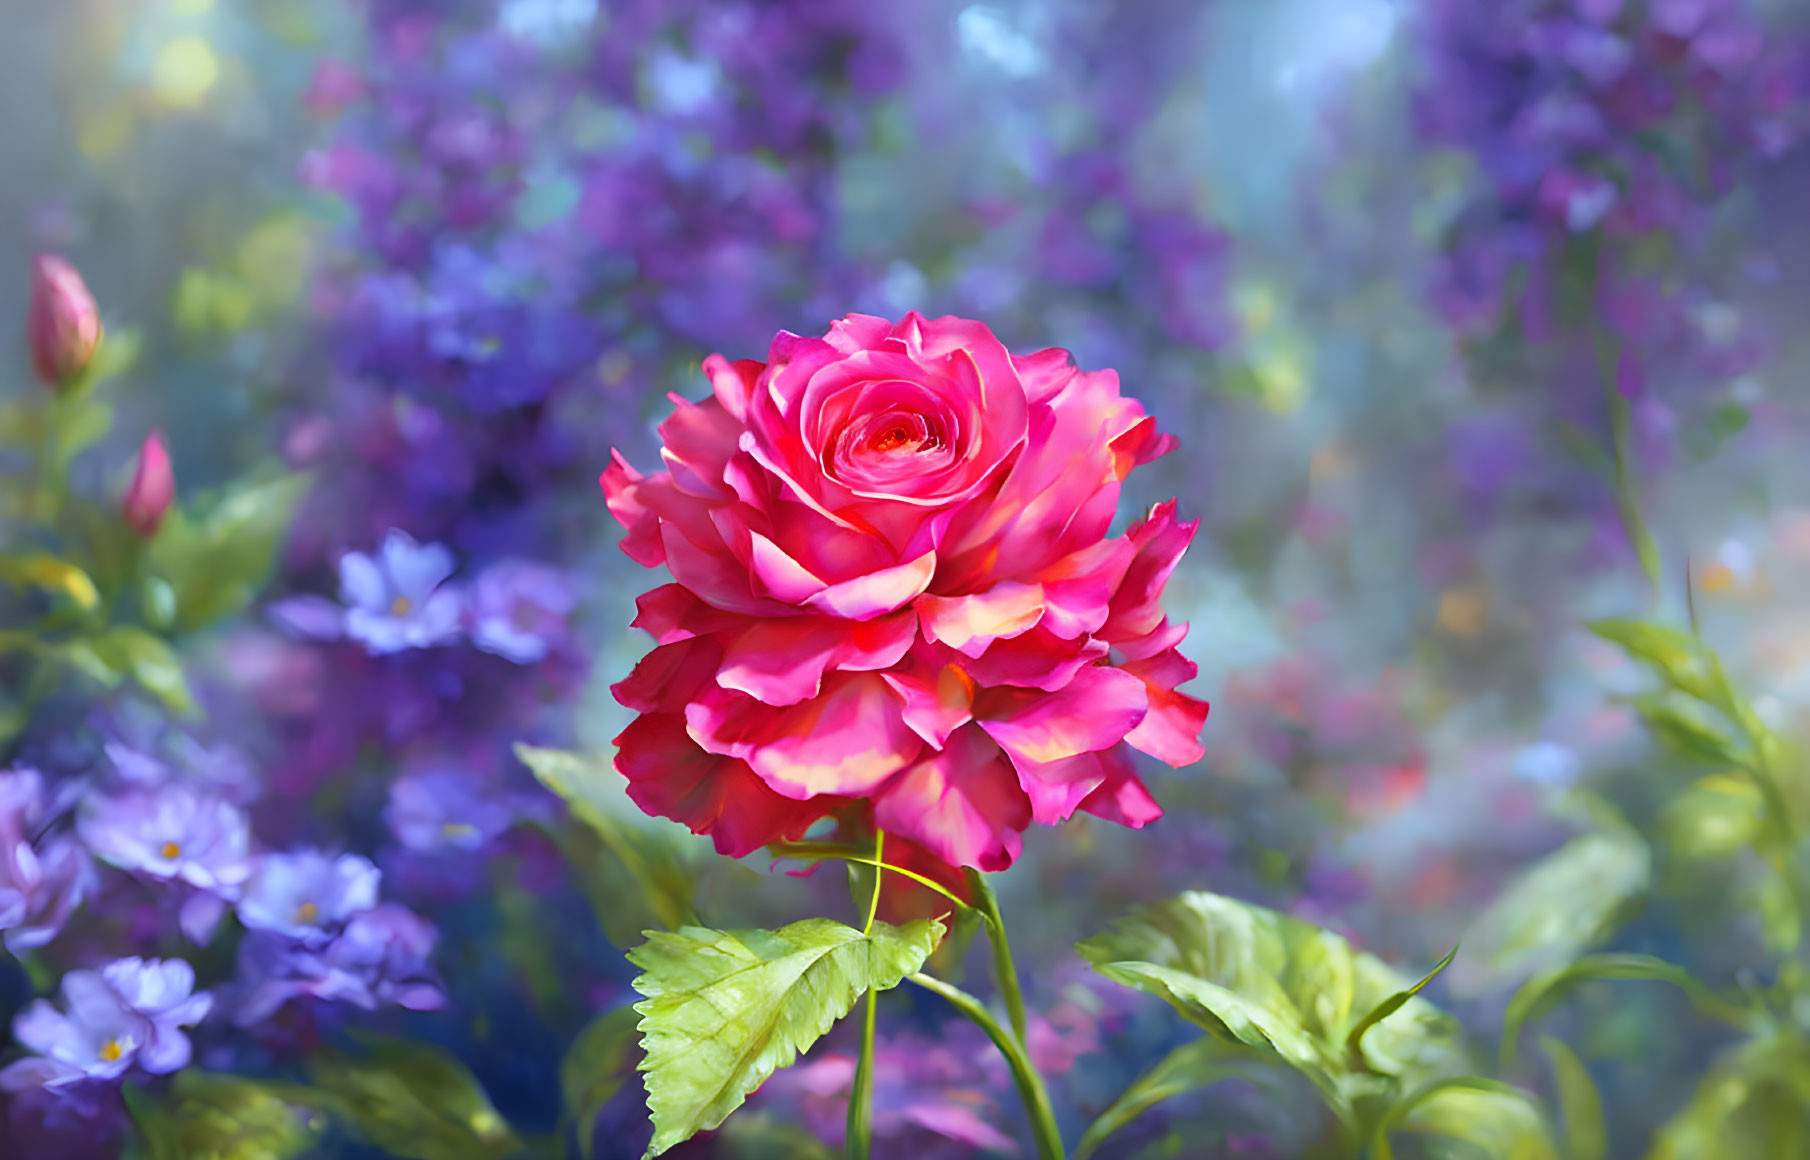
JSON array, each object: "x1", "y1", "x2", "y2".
[
  {"x1": 0, "y1": 553, "x2": 100, "y2": 610},
  {"x1": 1378, "y1": 1078, "x2": 1559, "y2": 1160},
  {"x1": 1541, "y1": 1036, "x2": 1606, "y2": 1160},
  {"x1": 1076, "y1": 892, "x2": 1464, "y2": 1111},
  {"x1": 515, "y1": 743, "x2": 697, "y2": 937},
  {"x1": 1649, "y1": 1035, "x2": 1810, "y2": 1160},
  {"x1": 149, "y1": 472, "x2": 311, "y2": 632},
  {"x1": 66, "y1": 327, "x2": 143, "y2": 399},
  {"x1": 1662, "y1": 775, "x2": 1763, "y2": 860},
  {"x1": 1587, "y1": 620, "x2": 1716, "y2": 701},
  {"x1": 100, "y1": 627, "x2": 197, "y2": 716},
  {"x1": 630, "y1": 916, "x2": 943, "y2": 1157},
  {"x1": 1501, "y1": 954, "x2": 1745, "y2": 1072},
  {"x1": 711, "y1": 1113, "x2": 838, "y2": 1160},
  {"x1": 126, "y1": 1072, "x2": 323, "y2": 1160},
  {"x1": 1073, "y1": 1038, "x2": 1266, "y2": 1160},
  {"x1": 296, "y1": 1034, "x2": 519, "y2": 1160},
  {"x1": 1460, "y1": 829, "x2": 1651, "y2": 991},
  {"x1": 562, "y1": 1006, "x2": 642, "y2": 1160},
  {"x1": 1633, "y1": 700, "x2": 1744, "y2": 767},
  {"x1": 1346, "y1": 944, "x2": 1459, "y2": 1071}
]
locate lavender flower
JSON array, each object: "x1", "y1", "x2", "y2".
[
  {"x1": 466, "y1": 558, "x2": 578, "y2": 663},
  {"x1": 340, "y1": 530, "x2": 463, "y2": 654},
  {"x1": 0, "y1": 769, "x2": 93, "y2": 953},
  {"x1": 77, "y1": 784, "x2": 253, "y2": 896},
  {"x1": 235, "y1": 849, "x2": 380, "y2": 944},
  {"x1": 0, "y1": 959, "x2": 210, "y2": 1091},
  {"x1": 233, "y1": 903, "x2": 444, "y2": 1025}
]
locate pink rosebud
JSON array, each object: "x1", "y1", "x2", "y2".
[
  {"x1": 26, "y1": 254, "x2": 102, "y2": 389},
  {"x1": 123, "y1": 431, "x2": 174, "y2": 538}
]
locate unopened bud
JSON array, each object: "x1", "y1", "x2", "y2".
[
  {"x1": 123, "y1": 431, "x2": 174, "y2": 538},
  {"x1": 26, "y1": 254, "x2": 102, "y2": 389}
]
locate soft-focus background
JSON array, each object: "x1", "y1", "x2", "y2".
[{"x1": 6, "y1": 0, "x2": 1810, "y2": 1156}]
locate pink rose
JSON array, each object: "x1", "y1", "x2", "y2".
[{"x1": 603, "y1": 313, "x2": 1207, "y2": 872}]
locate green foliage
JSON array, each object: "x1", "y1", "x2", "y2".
[
  {"x1": 1586, "y1": 620, "x2": 1716, "y2": 702},
  {"x1": 1073, "y1": 1038, "x2": 1268, "y2": 1160},
  {"x1": 1500, "y1": 954, "x2": 1749, "y2": 1072},
  {"x1": 0, "y1": 552, "x2": 101, "y2": 611},
  {"x1": 288, "y1": 1034, "x2": 520, "y2": 1160},
  {"x1": 561, "y1": 1006, "x2": 642, "y2": 1160},
  {"x1": 1076, "y1": 891, "x2": 1465, "y2": 1127},
  {"x1": 124, "y1": 1073, "x2": 322, "y2": 1160},
  {"x1": 1378, "y1": 1077, "x2": 1558, "y2": 1160},
  {"x1": 148, "y1": 471, "x2": 312, "y2": 633},
  {"x1": 1648, "y1": 1035, "x2": 1810, "y2": 1160},
  {"x1": 1459, "y1": 826, "x2": 1651, "y2": 991},
  {"x1": 1662, "y1": 775, "x2": 1764, "y2": 860},
  {"x1": 515, "y1": 743, "x2": 698, "y2": 943},
  {"x1": 629, "y1": 916, "x2": 943, "y2": 1158},
  {"x1": 1541, "y1": 1036, "x2": 1607, "y2": 1160}
]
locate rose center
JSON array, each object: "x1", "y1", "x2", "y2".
[{"x1": 160, "y1": 841, "x2": 182, "y2": 860}]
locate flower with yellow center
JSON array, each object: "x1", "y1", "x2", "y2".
[
  {"x1": 160, "y1": 841, "x2": 182, "y2": 860},
  {"x1": 293, "y1": 900, "x2": 320, "y2": 924},
  {"x1": 391, "y1": 595, "x2": 413, "y2": 616},
  {"x1": 98, "y1": 1039, "x2": 124, "y2": 1063}
]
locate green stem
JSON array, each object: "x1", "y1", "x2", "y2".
[
  {"x1": 909, "y1": 972, "x2": 1066, "y2": 1160},
  {"x1": 768, "y1": 842, "x2": 972, "y2": 913},
  {"x1": 847, "y1": 833, "x2": 886, "y2": 1160},
  {"x1": 1597, "y1": 337, "x2": 1660, "y2": 592},
  {"x1": 965, "y1": 868, "x2": 1031, "y2": 1047}
]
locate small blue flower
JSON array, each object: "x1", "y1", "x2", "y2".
[
  {"x1": 340, "y1": 530, "x2": 464, "y2": 655},
  {"x1": 0, "y1": 958, "x2": 211, "y2": 1091},
  {"x1": 78, "y1": 784, "x2": 253, "y2": 896},
  {"x1": 0, "y1": 768, "x2": 93, "y2": 954},
  {"x1": 236, "y1": 849, "x2": 381, "y2": 945},
  {"x1": 466, "y1": 557, "x2": 578, "y2": 664}
]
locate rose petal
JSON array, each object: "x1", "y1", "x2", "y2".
[
  {"x1": 918, "y1": 582, "x2": 1046, "y2": 658},
  {"x1": 613, "y1": 637, "x2": 724, "y2": 713},
  {"x1": 703, "y1": 353, "x2": 762, "y2": 422},
  {"x1": 959, "y1": 628, "x2": 1109, "y2": 692},
  {"x1": 880, "y1": 656, "x2": 976, "y2": 749},
  {"x1": 802, "y1": 552, "x2": 936, "y2": 620},
  {"x1": 1101, "y1": 501, "x2": 1198, "y2": 641},
  {"x1": 736, "y1": 673, "x2": 924, "y2": 799},
  {"x1": 874, "y1": 726, "x2": 1028, "y2": 872},
  {"x1": 975, "y1": 666, "x2": 1149, "y2": 766},
  {"x1": 600, "y1": 452, "x2": 665, "y2": 568},
  {"x1": 1078, "y1": 754, "x2": 1164, "y2": 828},
  {"x1": 717, "y1": 610, "x2": 915, "y2": 707},
  {"x1": 1124, "y1": 686, "x2": 1210, "y2": 767}
]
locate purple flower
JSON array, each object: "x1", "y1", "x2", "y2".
[
  {"x1": 383, "y1": 768, "x2": 517, "y2": 853},
  {"x1": 340, "y1": 531, "x2": 463, "y2": 655},
  {"x1": 232, "y1": 903, "x2": 444, "y2": 1025},
  {"x1": 0, "y1": 959, "x2": 211, "y2": 1091},
  {"x1": 77, "y1": 784, "x2": 253, "y2": 895},
  {"x1": 236, "y1": 849, "x2": 380, "y2": 944},
  {"x1": 466, "y1": 558, "x2": 578, "y2": 663},
  {"x1": 0, "y1": 769, "x2": 93, "y2": 953}
]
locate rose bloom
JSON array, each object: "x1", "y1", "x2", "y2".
[{"x1": 603, "y1": 313, "x2": 1207, "y2": 876}]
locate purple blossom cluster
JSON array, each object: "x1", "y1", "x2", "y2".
[{"x1": 1414, "y1": 0, "x2": 1810, "y2": 497}]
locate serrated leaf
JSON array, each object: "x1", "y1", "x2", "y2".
[
  {"x1": 1587, "y1": 620, "x2": 1716, "y2": 701},
  {"x1": 1460, "y1": 830, "x2": 1650, "y2": 991},
  {"x1": 1073, "y1": 1038, "x2": 1266, "y2": 1160},
  {"x1": 515, "y1": 743, "x2": 696, "y2": 938},
  {"x1": 562, "y1": 1006, "x2": 642, "y2": 1160},
  {"x1": 1077, "y1": 892, "x2": 1464, "y2": 1110},
  {"x1": 0, "y1": 553, "x2": 100, "y2": 610},
  {"x1": 1541, "y1": 1036, "x2": 1606, "y2": 1160},
  {"x1": 1347, "y1": 944, "x2": 1459, "y2": 1071},
  {"x1": 1381, "y1": 1078, "x2": 1559, "y2": 1160},
  {"x1": 149, "y1": 472, "x2": 311, "y2": 632},
  {"x1": 630, "y1": 916, "x2": 942, "y2": 1157},
  {"x1": 1502, "y1": 954, "x2": 1743, "y2": 1072},
  {"x1": 126, "y1": 1072, "x2": 322, "y2": 1160},
  {"x1": 1662, "y1": 775, "x2": 1763, "y2": 860},
  {"x1": 1634, "y1": 700, "x2": 1744, "y2": 767},
  {"x1": 297, "y1": 1034, "x2": 519, "y2": 1160},
  {"x1": 1648, "y1": 1035, "x2": 1810, "y2": 1160}
]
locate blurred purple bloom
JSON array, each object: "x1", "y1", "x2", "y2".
[
  {"x1": 236, "y1": 849, "x2": 381, "y2": 944},
  {"x1": 384, "y1": 768, "x2": 516, "y2": 853},
  {"x1": 466, "y1": 558, "x2": 578, "y2": 663},
  {"x1": 0, "y1": 769, "x2": 93, "y2": 953},
  {"x1": 78, "y1": 785, "x2": 253, "y2": 895},
  {"x1": 233, "y1": 903, "x2": 443, "y2": 1025},
  {"x1": 340, "y1": 530, "x2": 464, "y2": 654},
  {"x1": 0, "y1": 959, "x2": 210, "y2": 1091}
]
